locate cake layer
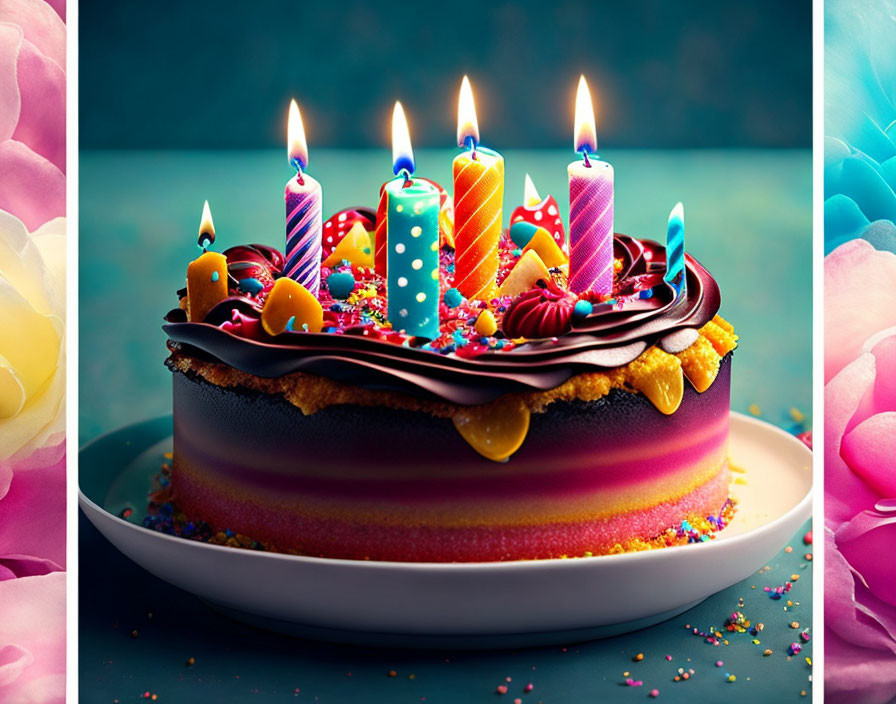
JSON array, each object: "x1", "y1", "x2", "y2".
[{"x1": 170, "y1": 354, "x2": 732, "y2": 561}]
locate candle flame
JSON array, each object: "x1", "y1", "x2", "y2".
[
  {"x1": 669, "y1": 201, "x2": 684, "y2": 225},
  {"x1": 287, "y1": 99, "x2": 309, "y2": 172},
  {"x1": 574, "y1": 75, "x2": 598, "y2": 155},
  {"x1": 523, "y1": 173, "x2": 541, "y2": 207},
  {"x1": 198, "y1": 199, "x2": 215, "y2": 249},
  {"x1": 457, "y1": 75, "x2": 480, "y2": 148},
  {"x1": 391, "y1": 101, "x2": 415, "y2": 176}
]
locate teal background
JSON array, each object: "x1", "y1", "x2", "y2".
[
  {"x1": 79, "y1": 0, "x2": 811, "y2": 150},
  {"x1": 79, "y1": 148, "x2": 812, "y2": 445}
]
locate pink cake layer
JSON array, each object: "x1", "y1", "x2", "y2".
[{"x1": 174, "y1": 461, "x2": 730, "y2": 561}]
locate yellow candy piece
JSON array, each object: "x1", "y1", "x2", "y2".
[
  {"x1": 701, "y1": 316, "x2": 739, "y2": 357},
  {"x1": 498, "y1": 250, "x2": 551, "y2": 298},
  {"x1": 627, "y1": 347, "x2": 684, "y2": 414},
  {"x1": 323, "y1": 221, "x2": 374, "y2": 268},
  {"x1": 453, "y1": 397, "x2": 531, "y2": 462},
  {"x1": 187, "y1": 251, "x2": 228, "y2": 322},
  {"x1": 261, "y1": 277, "x2": 323, "y2": 335},
  {"x1": 474, "y1": 309, "x2": 497, "y2": 337},
  {"x1": 522, "y1": 227, "x2": 567, "y2": 268},
  {"x1": 676, "y1": 334, "x2": 722, "y2": 392}
]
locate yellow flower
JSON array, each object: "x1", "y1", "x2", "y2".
[{"x1": 0, "y1": 210, "x2": 65, "y2": 460}]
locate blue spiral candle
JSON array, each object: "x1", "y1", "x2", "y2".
[
  {"x1": 664, "y1": 202, "x2": 686, "y2": 293},
  {"x1": 386, "y1": 102, "x2": 440, "y2": 339}
]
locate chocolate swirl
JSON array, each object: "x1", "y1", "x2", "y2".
[{"x1": 163, "y1": 235, "x2": 721, "y2": 405}]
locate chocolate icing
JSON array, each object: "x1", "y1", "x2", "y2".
[{"x1": 163, "y1": 234, "x2": 721, "y2": 405}]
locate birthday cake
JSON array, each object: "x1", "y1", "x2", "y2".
[{"x1": 159, "y1": 79, "x2": 738, "y2": 562}]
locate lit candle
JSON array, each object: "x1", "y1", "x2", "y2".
[
  {"x1": 284, "y1": 99, "x2": 323, "y2": 296},
  {"x1": 197, "y1": 199, "x2": 215, "y2": 250},
  {"x1": 385, "y1": 102, "x2": 441, "y2": 339},
  {"x1": 664, "y1": 202, "x2": 686, "y2": 293},
  {"x1": 452, "y1": 76, "x2": 505, "y2": 300},
  {"x1": 187, "y1": 201, "x2": 228, "y2": 322},
  {"x1": 568, "y1": 75, "x2": 614, "y2": 296}
]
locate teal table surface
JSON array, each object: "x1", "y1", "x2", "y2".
[{"x1": 79, "y1": 149, "x2": 813, "y2": 702}]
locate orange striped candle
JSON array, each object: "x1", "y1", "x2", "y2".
[{"x1": 452, "y1": 76, "x2": 504, "y2": 300}]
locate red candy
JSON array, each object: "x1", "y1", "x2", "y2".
[
  {"x1": 510, "y1": 194, "x2": 565, "y2": 250},
  {"x1": 224, "y1": 244, "x2": 284, "y2": 288}
]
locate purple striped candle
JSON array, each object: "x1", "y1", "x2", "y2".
[
  {"x1": 568, "y1": 159, "x2": 614, "y2": 294},
  {"x1": 567, "y1": 75, "x2": 614, "y2": 296},
  {"x1": 284, "y1": 176, "x2": 322, "y2": 294},
  {"x1": 284, "y1": 99, "x2": 323, "y2": 295}
]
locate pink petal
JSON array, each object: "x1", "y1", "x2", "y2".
[
  {"x1": 825, "y1": 527, "x2": 896, "y2": 654},
  {"x1": 0, "y1": 449, "x2": 65, "y2": 570},
  {"x1": 0, "y1": 572, "x2": 65, "y2": 703},
  {"x1": 12, "y1": 37, "x2": 65, "y2": 172},
  {"x1": 0, "y1": 139, "x2": 64, "y2": 230},
  {"x1": 0, "y1": 23, "x2": 22, "y2": 142},
  {"x1": 869, "y1": 332, "x2": 896, "y2": 413},
  {"x1": 837, "y1": 509, "x2": 896, "y2": 607},
  {"x1": 825, "y1": 630, "x2": 896, "y2": 704},
  {"x1": 0, "y1": 464, "x2": 10, "y2": 503},
  {"x1": 825, "y1": 353, "x2": 881, "y2": 525},
  {"x1": 0, "y1": 644, "x2": 32, "y2": 687},
  {"x1": 44, "y1": 0, "x2": 64, "y2": 22},
  {"x1": 0, "y1": 0, "x2": 65, "y2": 69},
  {"x1": 842, "y1": 413, "x2": 896, "y2": 498},
  {"x1": 825, "y1": 240, "x2": 896, "y2": 382}
]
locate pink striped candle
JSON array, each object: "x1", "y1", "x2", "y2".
[
  {"x1": 568, "y1": 76, "x2": 614, "y2": 296},
  {"x1": 284, "y1": 99, "x2": 323, "y2": 295}
]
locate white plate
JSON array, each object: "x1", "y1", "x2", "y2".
[{"x1": 79, "y1": 412, "x2": 812, "y2": 648}]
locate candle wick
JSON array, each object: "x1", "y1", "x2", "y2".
[
  {"x1": 291, "y1": 157, "x2": 305, "y2": 185},
  {"x1": 465, "y1": 135, "x2": 478, "y2": 161},
  {"x1": 582, "y1": 151, "x2": 591, "y2": 168},
  {"x1": 400, "y1": 168, "x2": 412, "y2": 187}
]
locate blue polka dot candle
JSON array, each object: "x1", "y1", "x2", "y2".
[
  {"x1": 386, "y1": 102, "x2": 440, "y2": 339},
  {"x1": 284, "y1": 99, "x2": 323, "y2": 296},
  {"x1": 664, "y1": 202, "x2": 686, "y2": 293}
]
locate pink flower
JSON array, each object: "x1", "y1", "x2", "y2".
[
  {"x1": 0, "y1": 0, "x2": 65, "y2": 232},
  {"x1": 0, "y1": 447, "x2": 66, "y2": 703},
  {"x1": 825, "y1": 238, "x2": 896, "y2": 703},
  {"x1": 0, "y1": 2, "x2": 65, "y2": 701}
]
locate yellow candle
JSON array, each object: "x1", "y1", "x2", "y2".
[{"x1": 186, "y1": 251, "x2": 228, "y2": 322}]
